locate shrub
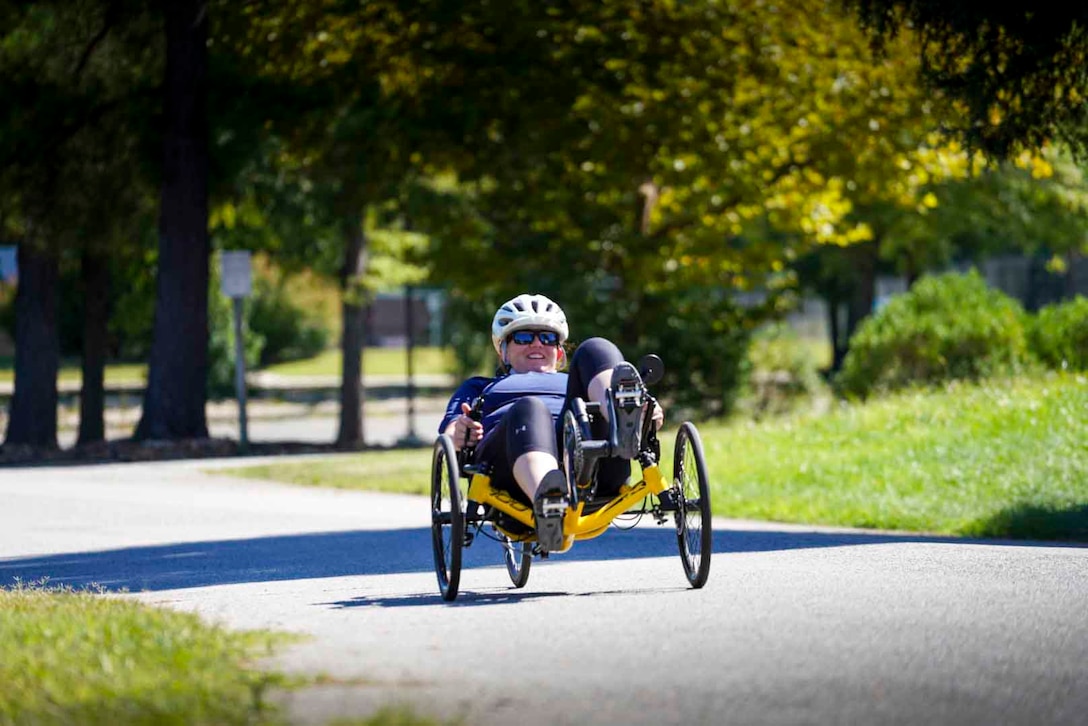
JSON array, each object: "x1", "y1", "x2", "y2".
[
  {"x1": 837, "y1": 270, "x2": 1032, "y2": 398},
  {"x1": 741, "y1": 322, "x2": 827, "y2": 417},
  {"x1": 248, "y1": 275, "x2": 331, "y2": 366},
  {"x1": 1030, "y1": 295, "x2": 1088, "y2": 371},
  {"x1": 206, "y1": 259, "x2": 334, "y2": 396}
]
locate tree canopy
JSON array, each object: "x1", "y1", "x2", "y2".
[
  {"x1": 3, "y1": 0, "x2": 1087, "y2": 442},
  {"x1": 848, "y1": 2, "x2": 1088, "y2": 159}
]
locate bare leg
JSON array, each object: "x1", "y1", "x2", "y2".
[
  {"x1": 512, "y1": 450, "x2": 561, "y2": 500},
  {"x1": 587, "y1": 368, "x2": 613, "y2": 421}
]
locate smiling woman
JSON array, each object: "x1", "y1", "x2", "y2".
[{"x1": 439, "y1": 293, "x2": 663, "y2": 553}]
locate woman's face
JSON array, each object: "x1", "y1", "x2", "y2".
[{"x1": 504, "y1": 330, "x2": 561, "y2": 374}]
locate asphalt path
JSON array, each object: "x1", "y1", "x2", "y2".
[{"x1": 1, "y1": 458, "x2": 1086, "y2": 725}]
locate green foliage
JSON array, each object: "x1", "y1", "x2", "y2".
[
  {"x1": 443, "y1": 291, "x2": 499, "y2": 380},
  {"x1": 632, "y1": 292, "x2": 753, "y2": 419},
  {"x1": 848, "y1": 2, "x2": 1088, "y2": 159},
  {"x1": 107, "y1": 243, "x2": 160, "y2": 360},
  {"x1": 248, "y1": 274, "x2": 330, "y2": 367},
  {"x1": 837, "y1": 270, "x2": 1033, "y2": 397},
  {"x1": 1030, "y1": 295, "x2": 1088, "y2": 372},
  {"x1": 741, "y1": 323, "x2": 828, "y2": 418}
]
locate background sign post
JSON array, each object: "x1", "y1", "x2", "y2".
[{"x1": 220, "y1": 251, "x2": 252, "y2": 452}]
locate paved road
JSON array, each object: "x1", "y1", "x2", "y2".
[{"x1": 1, "y1": 458, "x2": 1086, "y2": 725}]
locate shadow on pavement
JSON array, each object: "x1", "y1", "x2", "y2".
[
  {"x1": 323, "y1": 584, "x2": 693, "y2": 609},
  {"x1": 1, "y1": 525, "x2": 1077, "y2": 594}
]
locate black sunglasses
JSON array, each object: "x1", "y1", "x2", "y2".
[{"x1": 509, "y1": 330, "x2": 560, "y2": 346}]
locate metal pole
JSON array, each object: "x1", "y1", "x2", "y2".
[
  {"x1": 232, "y1": 296, "x2": 249, "y2": 452},
  {"x1": 405, "y1": 284, "x2": 417, "y2": 440}
]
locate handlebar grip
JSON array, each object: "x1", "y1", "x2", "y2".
[{"x1": 461, "y1": 396, "x2": 485, "y2": 462}]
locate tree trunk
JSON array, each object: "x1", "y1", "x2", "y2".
[
  {"x1": 135, "y1": 0, "x2": 210, "y2": 440},
  {"x1": 4, "y1": 242, "x2": 60, "y2": 449},
  {"x1": 828, "y1": 297, "x2": 846, "y2": 372},
  {"x1": 1066, "y1": 250, "x2": 1080, "y2": 299},
  {"x1": 77, "y1": 249, "x2": 109, "y2": 445},
  {"x1": 904, "y1": 254, "x2": 921, "y2": 289},
  {"x1": 337, "y1": 216, "x2": 367, "y2": 448},
  {"x1": 844, "y1": 240, "x2": 878, "y2": 353}
]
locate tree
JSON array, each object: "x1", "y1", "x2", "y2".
[
  {"x1": 133, "y1": 0, "x2": 211, "y2": 439},
  {"x1": 799, "y1": 146, "x2": 1088, "y2": 370},
  {"x1": 414, "y1": 0, "x2": 972, "y2": 414},
  {"x1": 847, "y1": 2, "x2": 1088, "y2": 159},
  {"x1": 0, "y1": 0, "x2": 159, "y2": 449},
  {"x1": 209, "y1": 1, "x2": 488, "y2": 445}
]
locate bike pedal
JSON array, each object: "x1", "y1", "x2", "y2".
[
  {"x1": 534, "y1": 510, "x2": 565, "y2": 553},
  {"x1": 538, "y1": 496, "x2": 568, "y2": 518},
  {"x1": 610, "y1": 362, "x2": 647, "y2": 459},
  {"x1": 612, "y1": 382, "x2": 644, "y2": 411}
]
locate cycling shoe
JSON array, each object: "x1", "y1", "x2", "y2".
[{"x1": 533, "y1": 469, "x2": 568, "y2": 553}]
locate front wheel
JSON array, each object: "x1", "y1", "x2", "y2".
[
  {"x1": 431, "y1": 435, "x2": 463, "y2": 601},
  {"x1": 672, "y1": 421, "x2": 712, "y2": 588},
  {"x1": 501, "y1": 534, "x2": 532, "y2": 588}
]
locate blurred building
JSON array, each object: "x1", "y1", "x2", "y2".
[{"x1": 366, "y1": 289, "x2": 445, "y2": 347}]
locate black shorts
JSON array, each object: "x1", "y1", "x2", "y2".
[{"x1": 480, "y1": 337, "x2": 632, "y2": 500}]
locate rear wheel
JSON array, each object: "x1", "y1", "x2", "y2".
[
  {"x1": 501, "y1": 534, "x2": 532, "y2": 588},
  {"x1": 431, "y1": 435, "x2": 463, "y2": 601},
  {"x1": 672, "y1": 422, "x2": 712, "y2": 588}
]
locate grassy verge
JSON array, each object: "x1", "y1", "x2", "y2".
[
  {"x1": 252, "y1": 347, "x2": 454, "y2": 378},
  {"x1": 232, "y1": 449, "x2": 432, "y2": 496},
  {"x1": 219, "y1": 372, "x2": 1088, "y2": 541},
  {"x1": 0, "y1": 361, "x2": 147, "y2": 386},
  {"x1": 705, "y1": 371, "x2": 1088, "y2": 540},
  {"x1": 0, "y1": 583, "x2": 290, "y2": 725},
  {"x1": 2, "y1": 583, "x2": 442, "y2": 726},
  {"x1": 0, "y1": 347, "x2": 454, "y2": 385}
]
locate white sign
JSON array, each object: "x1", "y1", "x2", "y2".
[
  {"x1": 220, "y1": 250, "x2": 252, "y2": 298},
  {"x1": 0, "y1": 246, "x2": 16, "y2": 282}
]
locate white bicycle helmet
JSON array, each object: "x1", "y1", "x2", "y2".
[{"x1": 491, "y1": 293, "x2": 569, "y2": 357}]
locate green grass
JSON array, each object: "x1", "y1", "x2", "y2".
[
  {"x1": 1, "y1": 584, "x2": 442, "y2": 726},
  {"x1": 220, "y1": 372, "x2": 1088, "y2": 542},
  {"x1": 255, "y1": 347, "x2": 455, "y2": 378},
  {"x1": 0, "y1": 347, "x2": 454, "y2": 384},
  {"x1": 230, "y1": 449, "x2": 433, "y2": 496},
  {"x1": 703, "y1": 371, "x2": 1088, "y2": 539},
  {"x1": 0, "y1": 360, "x2": 147, "y2": 385},
  {"x1": 0, "y1": 583, "x2": 290, "y2": 726}
]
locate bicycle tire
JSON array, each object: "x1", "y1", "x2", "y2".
[
  {"x1": 673, "y1": 421, "x2": 712, "y2": 588},
  {"x1": 431, "y1": 434, "x2": 464, "y2": 601}
]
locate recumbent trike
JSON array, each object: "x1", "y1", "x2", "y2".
[{"x1": 429, "y1": 354, "x2": 712, "y2": 601}]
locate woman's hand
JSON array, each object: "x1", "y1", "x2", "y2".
[
  {"x1": 446, "y1": 401, "x2": 484, "y2": 450},
  {"x1": 651, "y1": 402, "x2": 665, "y2": 431}
]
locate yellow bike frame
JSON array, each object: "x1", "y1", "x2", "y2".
[{"x1": 465, "y1": 464, "x2": 669, "y2": 554}]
